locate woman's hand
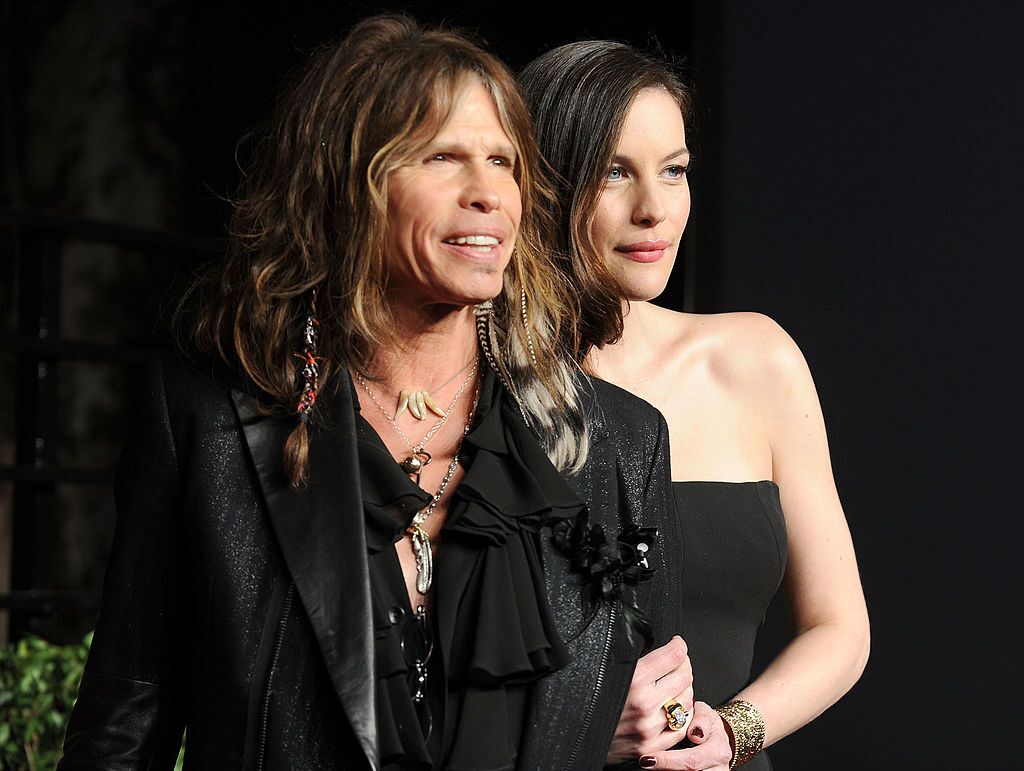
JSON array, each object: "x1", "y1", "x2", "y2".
[
  {"x1": 636, "y1": 701, "x2": 733, "y2": 770},
  {"x1": 606, "y1": 636, "x2": 695, "y2": 764}
]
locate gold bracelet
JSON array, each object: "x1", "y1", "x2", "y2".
[{"x1": 714, "y1": 699, "x2": 765, "y2": 769}]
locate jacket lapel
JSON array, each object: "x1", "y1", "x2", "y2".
[{"x1": 231, "y1": 377, "x2": 378, "y2": 769}]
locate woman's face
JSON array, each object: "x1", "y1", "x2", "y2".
[
  {"x1": 590, "y1": 87, "x2": 690, "y2": 303},
  {"x1": 386, "y1": 80, "x2": 522, "y2": 310}
]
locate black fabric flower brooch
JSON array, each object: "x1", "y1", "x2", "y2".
[{"x1": 553, "y1": 513, "x2": 659, "y2": 651}]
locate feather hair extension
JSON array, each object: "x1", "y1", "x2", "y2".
[{"x1": 474, "y1": 301, "x2": 530, "y2": 426}]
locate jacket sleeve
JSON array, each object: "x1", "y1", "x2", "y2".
[
  {"x1": 59, "y1": 361, "x2": 188, "y2": 770},
  {"x1": 639, "y1": 411, "x2": 685, "y2": 650}
]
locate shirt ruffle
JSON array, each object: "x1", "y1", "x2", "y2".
[{"x1": 357, "y1": 370, "x2": 584, "y2": 769}]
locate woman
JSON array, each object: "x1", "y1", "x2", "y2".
[
  {"x1": 521, "y1": 42, "x2": 870, "y2": 770},
  {"x1": 59, "y1": 19, "x2": 687, "y2": 770}
]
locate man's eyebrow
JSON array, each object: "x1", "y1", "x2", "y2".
[{"x1": 427, "y1": 139, "x2": 517, "y2": 157}]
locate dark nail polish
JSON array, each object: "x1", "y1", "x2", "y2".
[
  {"x1": 691, "y1": 726, "x2": 704, "y2": 739},
  {"x1": 640, "y1": 757, "x2": 657, "y2": 769}
]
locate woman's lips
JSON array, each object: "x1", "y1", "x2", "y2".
[{"x1": 615, "y1": 240, "x2": 671, "y2": 263}]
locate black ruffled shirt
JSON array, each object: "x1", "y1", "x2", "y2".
[{"x1": 355, "y1": 370, "x2": 585, "y2": 770}]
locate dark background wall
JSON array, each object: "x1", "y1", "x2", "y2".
[
  {"x1": 2, "y1": 1, "x2": 1020, "y2": 767},
  {"x1": 696, "y1": 3, "x2": 1022, "y2": 768}
]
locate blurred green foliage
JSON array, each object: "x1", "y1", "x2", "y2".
[
  {"x1": 0, "y1": 634, "x2": 184, "y2": 770},
  {"x1": 0, "y1": 633, "x2": 90, "y2": 770}
]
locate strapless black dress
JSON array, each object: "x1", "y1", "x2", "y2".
[{"x1": 674, "y1": 481, "x2": 788, "y2": 771}]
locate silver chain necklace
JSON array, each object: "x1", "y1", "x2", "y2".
[
  {"x1": 395, "y1": 355, "x2": 476, "y2": 420},
  {"x1": 354, "y1": 360, "x2": 477, "y2": 479},
  {"x1": 407, "y1": 378, "x2": 480, "y2": 594}
]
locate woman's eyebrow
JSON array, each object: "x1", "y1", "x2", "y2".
[{"x1": 610, "y1": 147, "x2": 690, "y2": 165}]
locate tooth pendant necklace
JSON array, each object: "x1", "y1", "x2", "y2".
[
  {"x1": 354, "y1": 360, "x2": 477, "y2": 483},
  {"x1": 407, "y1": 380, "x2": 480, "y2": 594},
  {"x1": 395, "y1": 356, "x2": 476, "y2": 421},
  {"x1": 397, "y1": 390, "x2": 445, "y2": 421},
  {"x1": 353, "y1": 358, "x2": 480, "y2": 594}
]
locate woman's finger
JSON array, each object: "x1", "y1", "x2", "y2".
[
  {"x1": 653, "y1": 685, "x2": 697, "y2": 742},
  {"x1": 665, "y1": 685, "x2": 695, "y2": 728},
  {"x1": 673, "y1": 685, "x2": 695, "y2": 713},
  {"x1": 608, "y1": 637, "x2": 697, "y2": 763},
  {"x1": 636, "y1": 701, "x2": 736, "y2": 768},
  {"x1": 626, "y1": 691, "x2": 692, "y2": 750},
  {"x1": 639, "y1": 744, "x2": 728, "y2": 770},
  {"x1": 685, "y1": 701, "x2": 722, "y2": 746},
  {"x1": 651, "y1": 662, "x2": 694, "y2": 710},
  {"x1": 634, "y1": 635, "x2": 689, "y2": 686}
]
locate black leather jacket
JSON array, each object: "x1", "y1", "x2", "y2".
[{"x1": 59, "y1": 356, "x2": 683, "y2": 770}]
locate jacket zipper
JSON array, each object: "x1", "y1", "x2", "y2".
[
  {"x1": 565, "y1": 603, "x2": 617, "y2": 769},
  {"x1": 256, "y1": 582, "x2": 295, "y2": 771}
]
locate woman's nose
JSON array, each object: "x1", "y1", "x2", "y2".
[{"x1": 631, "y1": 181, "x2": 666, "y2": 227}]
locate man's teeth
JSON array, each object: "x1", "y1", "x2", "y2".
[{"x1": 446, "y1": 235, "x2": 499, "y2": 246}]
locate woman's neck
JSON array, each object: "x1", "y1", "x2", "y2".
[
  {"x1": 373, "y1": 302, "x2": 479, "y2": 391},
  {"x1": 588, "y1": 300, "x2": 671, "y2": 384}
]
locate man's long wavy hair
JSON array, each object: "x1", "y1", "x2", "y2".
[
  {"x1": 179, "y1": 15, "x2": 590, "y2": 484},
  {"x1": 519, "y1": 41, "x2": 694, "y2": 361}
]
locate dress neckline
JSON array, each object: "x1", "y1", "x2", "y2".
[{"x1": 672, "y1": 479, "x2": 778, "y2": 488}]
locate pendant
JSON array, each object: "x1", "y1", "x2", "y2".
[
  {"x1": 396, "y1": 389, "x2": 447, "y2": 421},
  {"x1": 408, "y1": 523, "x2": 433, "y2": 594},
  {"x1": 399, "y1": 449, "x2": 432, "y2": 483}
]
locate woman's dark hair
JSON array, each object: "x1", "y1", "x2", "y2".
[
  {"x1": 519, "y1": 41, "x2": 693, "y2": 361},
  {"x1": 179, "y1": 15, "x2": 591, "y2": 484}
]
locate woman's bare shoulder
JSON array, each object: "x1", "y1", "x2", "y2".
[{"x1": 653, "y1": 309, "x2": 809, "y2": 392}]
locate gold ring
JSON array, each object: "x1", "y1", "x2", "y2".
[{"x1": 663, "y1": 700, "x2": 692, "y2": 732}]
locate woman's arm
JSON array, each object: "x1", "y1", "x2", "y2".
[
  {"x1": 725, "y1": 317, "x2": 870, "y2": 745},
  {"x1": 59, "y1": 361, "x2": 188, "y2": 769},
  {"x1": 620, "y1": 316, "x2": 869, "y2": 770}
]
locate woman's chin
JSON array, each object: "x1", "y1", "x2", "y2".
[
  {"x1": 624, "y1": 283, "x2": 670, "y2": 305},
  {"x1": 608, "y1": 265, "x2": 673, "y2": 306}
]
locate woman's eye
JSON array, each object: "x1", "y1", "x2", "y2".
[
  {"x1": 664, "y1": 164, "x2": 689, "y2": 179},
  {"x1": 428, "y1": 153, "x2": 448, "y2": 163},
  {"x1": 607, "y1": 166, "x2": 625, "y2": 181}
]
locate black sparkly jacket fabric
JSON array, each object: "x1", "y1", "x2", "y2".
[{"x1": 57, "y1": 355, "x2": 683, "y2": 770}]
